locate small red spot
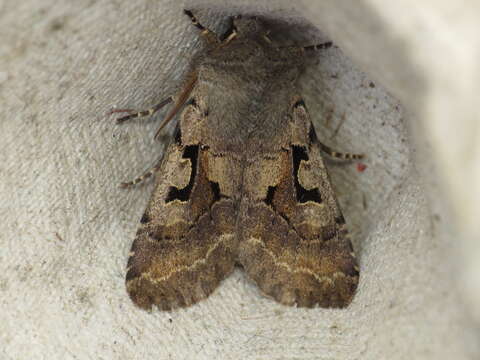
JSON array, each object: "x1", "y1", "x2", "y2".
[{"x1": 356, "y1": 163, "x2": 367, "y2": 172}]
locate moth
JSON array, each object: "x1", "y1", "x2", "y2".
[{"x1": 114, "y1": 10, "x2": 363, "y2": 311}]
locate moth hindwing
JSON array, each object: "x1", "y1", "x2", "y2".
[{"x1": 120, "y1": 10, "x2": 362, "y2": 310}]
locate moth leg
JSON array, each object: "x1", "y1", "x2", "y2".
[
  {"x1": 111, "y1": 97, "x2": 173, "y2": 124},
  {"x1": 184, "y1": 9, "x2": 219, "y2": 44},
  {"x1": 318, "y1": 141, "x2": 364, "y2": 160},
  {"x1": 120, "y1": 159, "x2": 162, "y2": 188}
]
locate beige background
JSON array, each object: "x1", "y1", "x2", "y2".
[{"x1": 1, "y1": 0, "x2": 479, "y2": 359}]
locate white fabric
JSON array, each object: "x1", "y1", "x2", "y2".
[{"x1": 1, "y1": 1, "x2": 478, "y2": 359}]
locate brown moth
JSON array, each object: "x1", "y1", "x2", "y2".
[{"x1": 116, "y1": 10, "x2": 362, "y2": 311}]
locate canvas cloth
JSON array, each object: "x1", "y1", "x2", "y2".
[{"x1": 1, "y1": 1, "x2": 479, "y2": 359}]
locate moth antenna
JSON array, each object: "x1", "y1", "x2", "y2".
[
  {"x1": 154, "y1": 73, "x2": 198, "y2": 140},
  {"x1": 184, "y1": 9, "x2": 219, "y2": 44}
]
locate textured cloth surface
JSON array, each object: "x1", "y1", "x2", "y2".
[{"x1": 1, "y1": 1, "x2": 478, "y2": 359}]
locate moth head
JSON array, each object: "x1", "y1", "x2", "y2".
[{"x1": 232, "y1": 16, "x2": 265, "y2": 38}]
